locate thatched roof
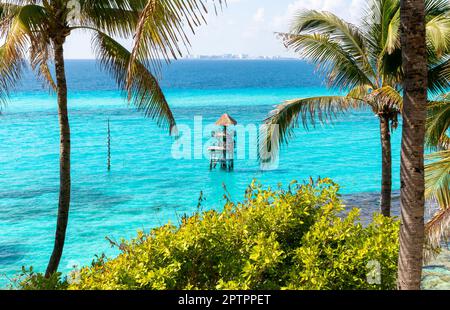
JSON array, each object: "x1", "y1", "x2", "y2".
[{"x1": 215, "y1": 114, "x2": 237, "y2": 126}]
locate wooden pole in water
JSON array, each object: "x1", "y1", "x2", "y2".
[
  {"x1": 222, "y1": 126, "x2": 227, "y2": 169},
  {"x1": 107, "y1": 119, "x2": 111, "y2": 171}
]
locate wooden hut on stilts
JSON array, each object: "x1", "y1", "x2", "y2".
[{"x1": 208, "y1": 114, "x2": 237, "y2": 171}]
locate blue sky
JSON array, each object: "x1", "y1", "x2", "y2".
[{"x1": 64, "y1": 0, "x2": 366, "y2": 59}]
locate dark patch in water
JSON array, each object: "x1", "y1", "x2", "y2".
[
  {"x1": 71, "y1": 190, "x2": 133, "y2": 209},
  {"x1": 425, "y1": 265, "x2": 447, "y2": 269},
  {"x1": 0, "y1": 204, "x2": 56, "y2": 222},
  {"x1": 343, "y1": 190, "x2": 439, "y2": 224},
  {"x1": 0, "y1": 244, "x2": 25, "y2": 266},
  {"x1": 0, "y1": 187, "x2": 58, "y2": 200},
  {"x1": 0, "y1": 186, "x2": 133, "y2": 222}
]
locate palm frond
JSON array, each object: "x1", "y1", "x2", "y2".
[
  {"x1": 424, "y1": 150, "x2": 450, "y2": 262},
  {"x1": 0, "y1": 4, "x2": 43, "y2": 105},
  {"x1": 426, "y1": 14, "x2": 450, "y2": 57},
  {"x1": 279, "y1": 32, "x2": 373, "y2": 90},
  {"x1": 383, "y1": 7, "x2": 400, "y2": 55},
  {"x1": 425, "y1": 150, "x2": 450, "y2": 204},
  {"x1": 428, "y1": 56, "x2": 450, "y2": 95},
  {"x1": 91, "y1": 30, "x2": 176, "y2": 133},
  {"x1": 128, "y1": 0, "x2": 224, "y2": 82},
  {"x1": 79, "y1": 1, "x2": 141, "y2": 38},
  {"x1": 426, "y1": 98, "x2": 450, "y2": 150},
  {"x1": 375, "y1": 5, "x2": 403, "y2": 85},
  {"x1": 362, "y1": 0, "x2": 400, "y2": 58},
  {"x1": 368, "y1": 85, "x2": 403, "y2": 114},
  {"x1": 425, "y1": 0, "x2": 450, "y2": 16},
  {"x1": 347, "y1": 85, "x2": 374, "y2": 100},
  {"x1": 259, "y1": 96, "x2": 362, "y2": 164},
  {"x1": 289, "y1": 10, "x2": 373, "y2": 77},
  {"x1": 0, "y1": 2, "x2": 22, "y2": 31},
  {"x1": 29, "y1": 36, "x2": 56, "y2": 92},
  {"x1": 425, "y1": 207, "x2": 450, "y2": 262},
  {"x1": 366, "y1": 0, "x2": 403, "y2": 85},
  {"x1": 16, "y1": 3, "x2": 55, "y2": 91},
  {"x1": 0, "y1": 4, "x2": 52, "y2": 99}
]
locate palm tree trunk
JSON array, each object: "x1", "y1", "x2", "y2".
[
  {"x1": 397, "y1": 0, "x2": 428, "y2": 290},
  {"x1": 380, "y1": 115, "x2": 392, "y2": 217},
  {"x1": 45, "y1": 39, "x2": 71, "y2": 278}
]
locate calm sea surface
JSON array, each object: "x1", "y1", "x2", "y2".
[{"x1": 0, "y1": 60, "x2": 405, "y2": 286}]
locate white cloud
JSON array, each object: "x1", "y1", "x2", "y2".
[
  {"x1": 271, "y1": 0, "x2": 366, "y2": 31},
  {"x1": 243, "y1": 7, "x2": 268, "y2": 39},
  {"x1": 61, "y1": 0, "x2": 368, "y2": 59},
  {"x1": 253, "y1": 8, "x2": 265, "y2": 23}
]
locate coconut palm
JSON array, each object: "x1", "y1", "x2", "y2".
[
  {"x1": 0, "y1": 0, "x2": 223, "y2": 277},
  {"x1": 261, "y1": 0, "x2": 450, "y2": 217},
  {"x1": 424, "y1": 93, "x2": 450, "y2": 262},
  {"x1": 397, "y1": 0, "x2": 429, "y2": 291}
]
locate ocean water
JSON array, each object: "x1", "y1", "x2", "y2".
[{"x1": 0, "y1": 60, "x2": 406, "y2": 287}]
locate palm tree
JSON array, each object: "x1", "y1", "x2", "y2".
[
  {"x1": 0, "y1": 0, "x2": 223, "y2": 278},
  {"x1": 423, "y1": 93, "x2": 450, "y2": 262},
  {"x1": 260, "y1": 0, "x2": 450, "y2": 217},
  {"x1": 397, "y1": 0, "x2": 429, "y2": 291}
]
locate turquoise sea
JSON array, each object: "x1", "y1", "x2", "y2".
[{"x1": 0, "y1": 60, "x2": 405, "y2": 287}]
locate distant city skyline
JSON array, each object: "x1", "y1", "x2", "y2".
[
  {"x1": 63, "y1": 0, "x2": 365, "y2": 59},
  {"x1": 182, "y1": 54, "x2": 297, "y2": 60}
]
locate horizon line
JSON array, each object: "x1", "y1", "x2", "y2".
[{"x1": 62, "y1": 57, "x2": 300, "y2": 61}]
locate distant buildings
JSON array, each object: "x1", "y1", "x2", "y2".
[{"x1": 183, "y1": 54, "x2": 295, "y2": 60}]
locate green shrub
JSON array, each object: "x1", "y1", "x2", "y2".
[
  {"x1": 9, "y1": 266, "x2": 68, "y2": 290},
  {"x1": 287, "y1": 209, "x2": 399, "y2": 290},
  {"x1": 67, "y1": 179, "x2": 399, "y2": 290}
]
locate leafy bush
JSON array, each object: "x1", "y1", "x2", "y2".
[
  {"x1": 287, "y1": 209, "x2": 399, "y2": 290},
  {"x1": 67, "y1": 179, "x2": 399, "y2": 290},
  {"x1": 9, "y1": 266, "x2": 68, "y2": 290}
]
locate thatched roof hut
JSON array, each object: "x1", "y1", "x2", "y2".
[{"x1": 215, "y1": 114, "x2": 237, "y2": 127}]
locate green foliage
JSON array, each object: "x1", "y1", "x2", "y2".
[
  {"x1": 287, "y1": 210, "x2": 399, "y2": 290},
  {"x1": 66, "y1": 179, "x2": 399, "y2": 290},
  {"x1": 424, "y1": 95, "x2": 450, "y2": 261},
  {"x1": 9, "y1": 266, "x2": 68, "y2": 290}
]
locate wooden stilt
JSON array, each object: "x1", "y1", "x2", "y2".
[{"x1": 107, "y1": 118, "x2": 111, "y2": 171}]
